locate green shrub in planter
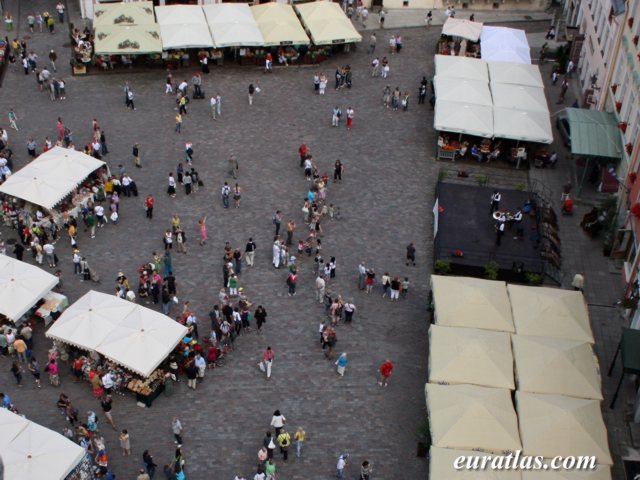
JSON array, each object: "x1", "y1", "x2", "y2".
[{"x1": 434, "y1": 260, "x2": 451, "y2": 275}]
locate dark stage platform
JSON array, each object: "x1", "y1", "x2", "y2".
[{"x1": 434, "y1": 182, "x2": 546, "y2": 279}]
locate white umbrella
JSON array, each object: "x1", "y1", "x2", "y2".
[
  {"x1": 435, "y1": 54, "x2": 488, "y2": 82},
  {"x1": 434, "y1": 76, "x2": 493, "y2": 106},
  {"x1": 442, "y1": 17, "x2": 483, "y2": 42},
  {"x1": 203, "y1": 4, "x2": 264, "y2": 48},
  {"x1": 435, "y1": 101, "x2": 494, "y2": 138}
]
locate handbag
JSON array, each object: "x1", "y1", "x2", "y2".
[{"x1": 268, "y1": 439, "x2": 275, "y2": 449}]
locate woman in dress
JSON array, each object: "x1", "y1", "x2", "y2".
[
  {"x1": 199, "y1": 216, "x2": 207, "y2": 246},
  {"x1": 233, "y1": 183, "x2": 242, "y2": 208},
  {"x1": 119, "y1": 429, "x2": 131, "y2": 456},
  {"x1": 272, "y1": 241, "x2": 281, "y2": 269}
]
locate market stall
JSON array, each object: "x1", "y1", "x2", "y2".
[
  {"x1": 431, "y1": 275, "x2": 515, "y2": 332},
  {"x1": 480, "y1": 26, "x2": 531, "y2": 64},
  {"x1": 251, "y1": 3, "x2": 310, "y2": 47},
  {"x1": 203, "y1": 4, "x2": 264, "y2": 48},
  {"x1": 294, "y1": 1, "x2": 362, "y2": 46},
  {"x1": 512, "y1": 335, "x2": 602, "y2": 400},
  {"x1": 155, "y1": 5, "x2": 214, "y2": 50},
  {"x1": 434, "y1": 54, "x2": 488, "y2": 82},
  {"x1": 0, "y1": 255, "x2": 59, "y2": 324},
  {"x1": 429, "y1": 325, "x2": 515, "y2": 390},
  {"x1": 516, "y1": 391, "x2": 613, "y2": 464},
  {"x1": 487, "y1": 62, "x2": 544, "y2": 88},
  {"x1": 425, "y1": 383, "x2": 522, "y2": 453},
  {"x1": 507, "y1": 285, "x2": 594, "y2": 343},
  {"x1": 0, "y1": 409, "x2": 91, "y2": 479},
  {"x1": 441, "y1": 17, "x2": 483, "y2": 42}
]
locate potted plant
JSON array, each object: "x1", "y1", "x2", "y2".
[
  {"x1": 416, "y1": 415, "x2": 431, "y2": 458},
  {"x1": 484, "y1": 261, "x2": 500, "y2": 280},
  {"x1": 434, "y1": 260, "x2": 451, "y2": 275},
  {"x1": 525, "y1": 272, "x2": 543, "y2": 285}
]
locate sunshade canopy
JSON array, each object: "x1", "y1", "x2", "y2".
[
  {"x1": 0, "y1": 147, "x2": 105, "y2": 211},
  {"x1": 435, "y1": 101, "x2": 494, "y2": 138},
  {"x1": 46, "y1": 290, "x2": 187, "y2": 377},
  {"x1": 512, "y1": 335, "x2": 602, "y2": 400},
  {"x1": 0, "y1": 256, "x2": 58, "y2": 322},
  {"x1": 488, "y1": 62, "x2": 544, "y2": 88},
  {"x1": 566, "y1": 108, "x2": 623, "y2": 159},
  {"x1": 431, "y1": 275, "x2": 515, "y2": 332},
  {"x1": 434, "y1": 76, "x2": 493, "y2": 106},
  {"x1": 0, "y1": 409, "x2": 85, "y2": 480},
  {"x1": 155, "y1": 5, "x2": 213, "y2": 49},
  {"x1": 426, "y1": 383, "x2": 522, "y2": 453},
  {"x1": 95, "y1": 24, "x2": 162, "y2": 55},
  {"x1": 491, "y1": 84, "x2": 548, "y2": 112},
  {"x1": 442, "y1": 17, "x2": 483, "y2": 42},
  {"x1": 430, "y1": 447, "x2": 523, "y2": 479},
  {"x1": 507, "y1": 285, "x2": 594, "y2": 343},
  {"x1": 516, "y1": 391, "x2": 612, "y2": 465},
  {"x1": 435, "y1": 54, "x2": 489, "y2": 82},
  {"x1": 251, "y1": 3, "x2": 310, "y2": 46},
  {"x1": 481, "y1": 26, "x2": 531, "y2": 64},
  {"x1": 522, "y1": 466, "x2": 611, "y2": 479},
  {"x1": 493, "y1": 107, "x2": 553, "y2": 144},
  {"x1": 429, "y1": 325, "x2": 515, "y2": 389},
  {"x1": 295, "y1": 1, "x2": 362, "y2": 45},
  {"x1": 93, "y1": 1, "x2": 156, "y2": 27},
  {"x1": 203, "y1": 4, "x2": 264, "y2": 48}
]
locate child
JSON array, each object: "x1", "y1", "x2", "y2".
[{"x1": 401, "y1": 277, "x2": 410, "y2": 298}]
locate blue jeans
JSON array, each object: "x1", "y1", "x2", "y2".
[
  {"x1": 162, "y1": 302, "x2": 170, "y2": 315},
  {"x1": 222, "y1": 194, "x2": 229, "y2": 208},
  {"x1": 336, "y1": 469, "x2": 344, "y2": 479},
  {"x1": 295, "y1": 440, "x2": 303, "y2": 457}
]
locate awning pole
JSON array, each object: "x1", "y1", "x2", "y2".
[{"x1": 578, "y1": 156, "x2": 589, "y2": 197}]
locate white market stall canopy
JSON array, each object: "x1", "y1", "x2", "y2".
[
  {"x1": 488, "y1": 62, "x2": 544, "y2": 88},
  {"x1": 46, "y1": 290, "x2": 187, "y2": 377},
  {"x1": 491, "y1": 84, "x2": 549, "y2": 113},
  {"x1": 481, "y1": 26, "x2": 531, "y2": 64},
  {"x1": 431, "y1": 275, "x2": 515, "y2": 332},
  {"x1": 430, "y1": 447, "x2": 523, "y2": 479},
  {"x1": 0, "y1": 409, "x2": 86, "y2": 479},
  {"x1": 507, "y1": 285, "x2": 594, "y2": 343},
  {"x1": 442, "y1": 17, "x2": 484, "y2": 42},
  {"x1": 434, "y1": 76, "x2": 493, "y2": 107},
  {"x1": 203, "y1": 4, "x2": 264, "y2": 48},
  {"x1": 251, "y1": 3, "x2": 310, "y2": 46},
  {"x1": 93, "y1": 1, "x2": 156, "y2": 27},
  {"x1": 493, "y1": 108, "x2": 553, "y2": 144},
  {"x1": 429, "y1": 325, "x2": 515, "y2": 390},
  {"x1": 434, "y1": 54, "x2": 488, "y2": 82},
  {"x1": 0, "y1": 256, "x2": 58, "y2": 322},
  {"x1": 0, "y1": 147, "x2": 105, "y2": 210},
  {"x1": 426, "y1": 383, "x2": 522, "y2": 453},
  {"x1": 155, "y1": 5, "x2": 214, "y2": 49},
  {"x1": 295, "y1": 1, "x2": 362, "y2": 45},
  {"x1": 435, "y1": 101, "x2": 494, "y2": 138},
  {"x1": 95, "y1": 24, "x2": 162, "y2": 54},
  {"x1": 512, "y1": 335, "x2": 602, "y2": 400},
  {"x1": 516, "y1": 391, "x2": 613, "y2": 465}
]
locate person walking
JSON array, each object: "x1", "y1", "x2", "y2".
[
  {"x1": 379, "y1": 358, "x2": 394, "y2": 387},
  {"x1": 361, "y1": 460, "x2": 373, "y2": 480},
  {"x1": 175, "y1": 113, "x2": 182, "y2": 133},
  {"x1": 287, "y1": 271, "x2": 297, "y2": 296},
  {"x1": 557, "y1": 78, "x2": 569, "y2": 104},
  {"x1": 315, "y1": 275, "x2": 326, "y2": 303},
  {"x1": 101, "y1": 394, "x2": 117, "y2": 429},
  {"x1": 406, "y1": 242, "x2": 416, "y2": 266},
  {"x1": 143, "y1": 450, "x2": 157, "y2": 478},
  {"x1": 346, "y1": 107, "x2": 354, "y2": 129},
  {"x1": 277, "y1": 427, "x2": 291, "y2": 461},
  {"x1": 119, "y1": 429, "x2": 131, "y2": 456},
  {"x1": 294, "y1": 426, "x2": 306, "y2": 457},
  {"x1": 228, "y1": 155, "x2": 239, "y2": 179},
  {"x1": 368, "y1": 33, "x2": 376, "y2": 53},
  {"x1": 260, "y1": 346, "x2": 274, "y2": 379},
  {"x1": 335, "y1": 352, "x2": 348, "y2": 376},
  {"x1": 11, "y1": 361, "x2": 23, "y2": 386},
  {"x1": 332, "y1": 106, "x2": 341, "y2": 127},
  {"x1": 8, "y1": 109, "x2": 18, "y2": 130},
  {"x1": 254, "y1": 305, "x2": 267, "y2": 332},
  {"x1": 286, "y1": 220, "x2": 296, "y2": 246},
  {"x1": 490, "y1": 190, "x2": 501, "y2": 213},
  {"x1": 270, "y1": 410, "x2": 286, "y2": 436},
  {"x1": 198, "y1": 216, "x2": 207, "y2": 246},
  {"x1": 132, "y1": 143, "x2": 141, "y2": 168},
  {"x1": 172, "y1": 418, "x2": 183, "y2": 446},
  {"x1": 248, "y1": 83, "x2": 256, "y2": 105},
  {"x1": 336, "y1": 454, "x2": 348, "y2": 479},
  {"x1": 273, "y1": 210, "x2": 282, "y2": 236},
  {"x1": 221, "y1": 182, "x2": 231, "y2": 208},
  {"x1": 145, "y1": 195, "x2": 154, "y2": 219},
  {"x1": 245, "y1": 238, "x2": 257, "y2": 267},
  {"x1": 27, "y1": 356, "x2": 41, "y2": 387}
]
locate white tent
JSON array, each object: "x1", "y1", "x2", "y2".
[
  {"x1": 430, "y1": 447, "x2": 523, "y2": 479},
  {"x1": 295, "y1": 1, "x2": 362, "y2": 45},
  {"x1": 203, "y1": 4, "x2": 264, "y2": 48},
  {"x1": 493, "y1": 108, "x2": 553, "y2": 144},
  {"x1": 434, "y1": 76, "x2": 493, "y2": 106},
  {"x1": 491, "y1": 84, "x2": 548, "y2": 112},
  {"x1": 429, "y1": 325, "x2": 515, "y2": 390},
  {"x1": 522, "y1": 466, "x2": 611, "y2": 480},
  {"x1": 481, "y1": 26, "x2": 531, "y2": 64},
  {"x1": 435, "y1": 101, "x2": 494, "y2": 138},
  {"x1": 516, "y1": 391, "x2": 612, "y2": 465},
  {"x1": 0, "y1": 147, "x2": 105, "y2": 210},
  {"x1": 0, "y1": 409, "x2": 86, "y2": 480},
  {"x1": 0, "y1": 256, "x2": 58, "y2": 322},
  {"x1": 488, "y1": 62, "x2": 544, "y2": 88},
  {"x1": 435, "y1": 54, "x2": 488, "y2": 82},
  {"x1": 46, "y1": 290, "x2": 187, "y2": 377},
  {"x1": 512, "y1": 335, "x2": 602, "y2": 400},
  {"x1": 251, "y1": 3, "x2": 310, "y2": 46},
  {"x1": 431, "y1": 276, "x2": 515, "y2": 332},
  {"x1": 155, "y1": 5, "x2": 214, "y2": 49},
  {"x1": 507, "y1": 285, "x2": 594, "y2": 343},
  {"x1": 426, "y1": 383, "x2": 522, "y2": 453},
  {"x1": 442, "y1": 17, "x2": 484, "y2": 42}
]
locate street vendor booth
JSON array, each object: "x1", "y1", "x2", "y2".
[
  {"x1": 0, "y1": 146, "x2": 106, "y2": 227},
  {"x1": 431, "y1": 275, "x2": 515, "y2": 332},
  {"x1": 429, "y1": 324, "x2": 515, "y2": 390},
  {"x1": 429, "y1": 447, "x2": 522, "y2": 479},
  {"x1": 442, "y1": 17, "x2": 483, "y2": 42},
  {"x1": 564, "y1": 108, "x2": 623, "y2": 195},
  {"x1": 295, "y1": 1, "x2": 362, "y2": 47},
  {"x1": 0, "y1": 256, "x2": 59, "y2": 324},
  {"x1": 251, "y1": 3, "x2": 310, "y2": 47},
  {"x1": 46, "y1": 290, "x2": 187, "y2": 405},
  {"x1": 0, "y1": 409, "x2": 92, "y2": 479},
  {"x1": 481, "y1": 26, "x2": 532, "y2": 64},
  {"x1": 203, "y1": 4, "x2": 264, "y2": 48},
  {"x1": 155, "y1": 5, "x2": 214, "y2": 50}
]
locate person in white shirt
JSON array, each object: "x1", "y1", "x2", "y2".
[
  {"x1": 371, "y1": 57, "x2": 379, "y2": 77},
  {"x1": 209, "y1": 96, "x2": 217, "y2": 119},
  {"x1": 102, "y1": 372, "x2": 115, "y2": 392},
  {"x1": 121, "y1": 174, "x2": 132, "y2": 197},
  {"x1": 126, "y1": 289, "x2": 136, "y2": 302},
  {"x1": 95, "y1": 205, "x2": 105, "y2": 227},
  {"x1": 178, "y1": 80, "x2": 188, "y2": 95},
  {"x1": 336, "y1": 454, "x2": 348, "y2": 479},
  {"x1": 194, "y1": 353, "x2": 206, "y2": 379},
  {"x1": 43, "y1": 242, "x2": 56, "y2": 267},
  {"x1": 315, "y1": 275, "x2": 326, "y2": 303}
]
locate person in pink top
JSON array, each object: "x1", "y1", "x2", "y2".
[
  {"x1": 260, "y1": 346, "x2": 274, "y2": 379},
  {"x1": 199, "y1": 216, "x2": 207, "y2": 246},
  {"x1": 48, "y1": 358, "x2": 60, "y2": 386}
]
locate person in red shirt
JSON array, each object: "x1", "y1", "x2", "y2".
[
  {"x1": 299, "y1": 144, "x2": 308, "y2": 167},
  {"x1": 144, "y1": 195, "x2": 154, "y2": 219},
  {"x1": 378, "y1": 359, "x2": 393, "y2": 387}
]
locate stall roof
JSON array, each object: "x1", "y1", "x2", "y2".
[
  {"x1": 431, "y1": 276, "x2": 515, "y2": 332},
  {"x1": 488, "y1": 62, "x2": 544, "y2": 88},
  {"x1": 481, "y1": 26, "x2": 531, "y2": 64},
  {"x1": 491, "y1": 84, "x2": 548, "y2": 112},
  {"x1": 507, "y1": 285, "x2": 594, "y2": 343},
  {"x1": 203, "y1": 4, "x2": 264, "y2": 48},
  {"x1": 434, "y1": 54, "x2": 488, "y2": 82},
  {"x1": 95, "y1": 24, "x2": 162, "y2": 55},
  {"x1": 429, "y1": 325, "x2": 515, "y2": 390},
  {"x1": 566, "y1": 108, "x2": 623, "y2": 159},
  {"x1": 295, "y1": 1, "x2": 362, "y2": 45},
  {"x1": 251, "y1": 3, "x2": 310, "y2": 46},
  {"x1": 435, "y1": 100, "x2": 494, "y2": 138},
  {"x1": 493, "y1": 107, "x2": 553, "y2": 144},
  {"x1": 155, "y1": 5, "x2": 213, "y2": 49},
  {"x1": 516, "y1": 391, "x2": 612, "y2": 465},
  {"x1": 46, "y1": 290, "x2": 187, "y2": 377},
  {"x1": 93, "y1": 1, "x2": 156, "y2": 27},
  {"x1": 521, "y1": 466, "x2": 611, "y2": 479},
  {"x1": 430, "y1": 447, "x2": 523, "y2": 479},
  {"x1": 0, "y1": 147, "x2": 105, "y2": 210},
  {"x1": 426, "y1": 383, "x2": 522, "y2": 453},
  {"x1": 0, "y1": 256, "x2": 58, "y2": 322},
  {"x1": 442, "y1": 17, "x2": 484, "y2": 42},
  {"x1": 434, "y1": 76, "x2": 493, "y2": 106},
  {"x1": 512, "y1": 335, "x2": 602, "y2": 400},
  {"x1": 0, "y1": 409, "x2": 86, "y2": 480}
]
